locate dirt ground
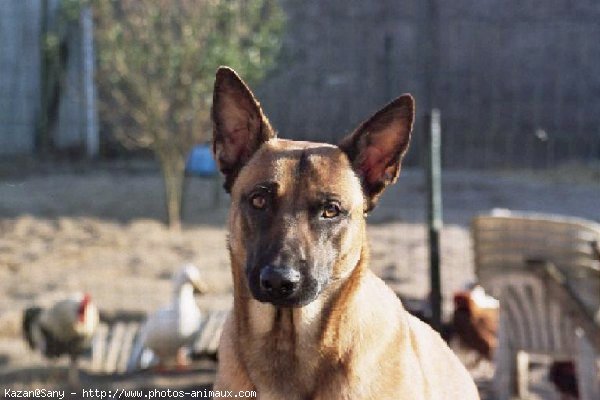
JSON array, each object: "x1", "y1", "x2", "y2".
[{"x1": 0, "y1": 160, "x2": 598, "y2": 398}]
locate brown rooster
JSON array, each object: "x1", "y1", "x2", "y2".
[{"x1": 452, "y1": 285, "x2": 499, "y2": 363}]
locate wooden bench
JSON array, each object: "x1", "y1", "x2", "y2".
[
  {"x1": 472, "y1": 211, "x2": 600, "y2": 400},
  {"x1": 82, "y1": 309, "x2": 228, "y2": 375},
  {"x1": 191, "y1": 309, "x2": 229, "y2": 359}
]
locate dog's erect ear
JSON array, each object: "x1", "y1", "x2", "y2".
[
  {"x1": 212, "y1": 66, "x2": 275, "y2": 192},
  {"x1": 338, "y1": 94, "x2": 415, "y2": 212}
]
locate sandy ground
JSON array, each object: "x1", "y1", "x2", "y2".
[{"x1": 0, "y1": 161, "x2": 598, "y2": 398}]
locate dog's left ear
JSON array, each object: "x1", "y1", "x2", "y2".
[{"x1": 339, "y1": 94, "x2": 415, "y2": 212}]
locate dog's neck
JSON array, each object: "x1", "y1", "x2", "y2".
[{"x1": 226, "y1": 218, "x2": 369, "y2": 394}]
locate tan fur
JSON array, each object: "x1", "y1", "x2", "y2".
[{"x1": 212, "y1": 67, "x2": 479, "y2": 399}]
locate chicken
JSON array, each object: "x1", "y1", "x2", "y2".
[
  {"x1": 129, "y1": 264, "x2": 207, "y2": 371},
  {"x1": 452, "y1": 284, "x2": 499, "y2": 363},
  {"x1": 549, "y1": 361, "x2": 579, "y2": 400},
  {"x1": 22, "y1": 293, "x2": 99, "y2": 386}
]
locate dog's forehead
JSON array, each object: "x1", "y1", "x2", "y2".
[{"x1": 233, "y1": 138, "x2": 362, "y2": 201}]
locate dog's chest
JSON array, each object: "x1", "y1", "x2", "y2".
[{"x1": 241, "y1": 318, "x2": 321, "y2": 397}]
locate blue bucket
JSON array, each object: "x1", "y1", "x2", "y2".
[{"x1": 186, "y1": 144, "x2": 217, "y2": 176}]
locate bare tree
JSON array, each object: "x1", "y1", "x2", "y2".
[{"x1": 93, "y1": 0, "x2": 284, "y2": 229}]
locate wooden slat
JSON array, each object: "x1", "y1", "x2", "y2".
[
  {"x1": 91, "y1": 323, "x2": 109, "y2": 372},
  {"x1": 103, "y1": 322, "x2": 126, "y2": 374},
  {"x1": 207, "y1": 311, "x2": 229, "y2": 354},
  {"x1": 116, "y1": 322, "x2": 140, "y2": 373},
  {"x1": 194, "y1": 311, "x2": 225, "y2": 355},
  {"x1": 196, "y1": 312, "x2": 222, "y2": 352}
]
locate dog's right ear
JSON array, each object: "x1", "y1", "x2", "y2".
[{"x1": 212, "y1": 66, "x2": 275, "y2": 192}]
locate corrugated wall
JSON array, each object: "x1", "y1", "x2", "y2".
[
  {"x1": 0, "y1": 1, "x2": 43, "y2": 155},
  {"x1": 258, "y1": 0, "x2": 600, "y2": 168},
  {"x1": 0, "y1": 0, "x2": 87, "y2": 156},
  {"x1": 2, "y1": 0, "x2": 599, "y2": 167}
]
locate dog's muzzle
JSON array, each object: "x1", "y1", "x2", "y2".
[
  {"x1": 248, "y1": 261, "x2": 322, "y2": 307},
  {"x1": 258, "y1": 265, "x2": 301, "y2": 302}
]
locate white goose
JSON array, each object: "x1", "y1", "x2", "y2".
[{"x1": 130, "y1": 264, "x2": 207, "y2": 370}]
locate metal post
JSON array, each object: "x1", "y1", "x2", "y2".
[
  {"x1": 81, "y1": 5, "x2": 99, "y2": 158},
  {"x1": 426, "y1": 109, "x2": 443, "y2": 332}
]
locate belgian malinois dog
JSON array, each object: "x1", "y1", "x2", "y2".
[{"x1": 211, "y1": 67, "x2": 479, "y2": 400}]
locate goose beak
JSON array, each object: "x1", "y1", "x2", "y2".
[{"x1": 191, "y1": 277, "x2": 209, "y2": 294}]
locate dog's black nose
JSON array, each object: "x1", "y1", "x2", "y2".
[{"x1": 259, "y1": 265, "x2": 301, "y2": 300}]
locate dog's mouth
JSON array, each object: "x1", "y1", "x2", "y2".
[
  {"x1": 247, "y1": 265, "x2": 321, "y2": 308},
  {"x1": 253, "y1": 291, "x2": 319, "y2": 308}
]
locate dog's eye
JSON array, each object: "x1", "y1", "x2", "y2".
[
  {"x1": 250, "y1": 193, "x2": 267, "y2": 210},
  {"x1": 322, "y1": 202, "x2": 341, "y2": 219}
]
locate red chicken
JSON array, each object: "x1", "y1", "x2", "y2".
[{"x1": 452, "y1": 285, "x2": 499, "y2": 363}]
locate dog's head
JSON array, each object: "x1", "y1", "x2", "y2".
[{"x1": 212, "y1": 67, "x2": 414, "y2": 307}]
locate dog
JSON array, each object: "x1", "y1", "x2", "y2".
[{"x1": 211, "y1": 66, "x2": 479, "y2": 399}]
